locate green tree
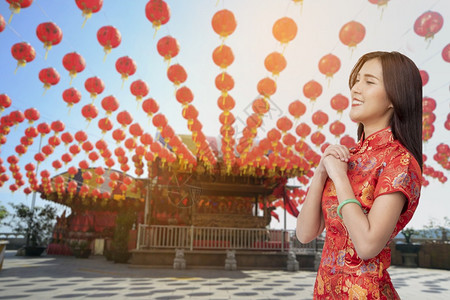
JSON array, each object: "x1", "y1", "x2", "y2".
[
  {"x1": 111, "y1": 208, "x2": 136, "y2": 263},
  {"x1": 0, "y1": 205, "x2": 8, "y2": 223},
  {"x1": 401, "y1": 228, "x2": 416, "y2": 244},
  {"x1": 9, "y1": 203, "x2": 57, "y2": 247}
]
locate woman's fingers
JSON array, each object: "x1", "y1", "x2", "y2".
[{"x1": 323, "y1": 145, "x2": 350, "y2": 162}]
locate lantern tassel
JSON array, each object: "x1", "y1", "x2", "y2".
[
  {"x1": 69, "y1": 73, "x2": 76, "y2": 85},
  {"x1": 8, "y1": 12, "x2": 14, "y2": 24},
  {"x1": 81, "y1": 10, "x2": 92, "y2": 29},
  {"x1": 8, "y1": 4, "x2": 20, "y2": 24}
]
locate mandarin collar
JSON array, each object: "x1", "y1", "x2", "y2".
[{"x1": 351, "y1": 127, "x2": 393, "y2": 154}]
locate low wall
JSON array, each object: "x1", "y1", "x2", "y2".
[
  {"x1": 130, "y1": 249, "x2": 316, "y2": 270},
  {"x1": 390, "y1": 242, "x2": 450, "y2": 270},
  {"x1": 2, "y1": 238, "x2": 26, "y2": 250}
]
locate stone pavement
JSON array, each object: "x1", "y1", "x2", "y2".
[{"x1": 0, "y1": 250, "x2": 449, "y2": 299}]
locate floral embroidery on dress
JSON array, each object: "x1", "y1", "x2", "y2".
[{"x1": 313, "y1": 128, "x2": 422, "y2": 300}]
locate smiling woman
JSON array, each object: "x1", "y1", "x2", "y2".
[{"x1": 296, "y1": 51, "x2": 423, "y2": 299}]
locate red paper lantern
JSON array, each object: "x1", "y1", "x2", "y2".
[
  {"x1": 81, "y1": 103, "x2": 98, "y2": 122},
  {"x1": 282, "y1": 133, "x2": 296, "y2": 147},
  {"x1": 36, "y1": 22, "x2": 62, "y2": 59},
  {"x1": 61, "y1": 132, "x2": 73, "y2": 145},
  {"x1": 340, "y1": 135, "x2": 356, "y2": 149},
  {"x1": 39, "y1": 67, "x2": 60, "y2": 93},
  {"x1": 267, "y1": 128, "x2": 281, "y2": 142},
  {"x1": 37, "y1": 122, "x2": 51, "y2": 136},
  {"x1": 69, "y1": 144, "x2": 81, "y2": 156},
  {"x1": 101, "y1": 95, "x2": 119, "y2": 115},
  {"x1": 9, "y1": 110, "x2": 25, "y2": 125},
  {"x1": 117, "y1": 111, "x2": 133, "y2": 127},
  {"x1": 24, "y1": 127, "x2": 38, "y2": 139},
  {"x1": 98, "y1": 117, "x2": 113, "y2": 134},
  {"x1": 142, "y1": 98, "x2": 159, "y2": 117},
  {"x1": 52, "y1": 159, "x2": 62, "y2": 170},
  {"x1": 116, "y1": 56, "x2": 137, "y2": 83},
  {"x1": 130, "y1": 80, "x2": 149, "y2": 102},
  {"x1": 276, "y1": 116, "x2": 293, "y2": 133},
  {"x1": 257, "y1": 77, "x2": 276, "y2": 98},
  {"x1": 34, "y1": 152, "x2": 45, "y2": 164},
  {"x1": 219, "y1": 112, "x2": 235, "y2": 126},
  {"x1": 414, "y1": 11, "x2": 444, "y2": 40},
  {"x1": 0, "y1": 94, "x2": 12, "y2": 112},
  {"x1": 85, "y1": 76, "x2": 105, "y2": 99},
  {"x1": 296, "y1": 123, "x2": 311, "y2": 139},
  {"x1": 95, "y1": 139, "x2": 108, "y2": 152},
  {"x1": 339, "y1": 21, "x2": 366, "y2": 48},
  {"x1": 288, "y1": 100, "x2": 306, "y2": 119},
  {"x1": 11, "y1": 42, "x2": 35, "y2": 73},
  {"x1": 97, "y1": 25, "x2": 121, "y2": 59},
  {"x1": 330, "y1": 93, "x2": 349, "y2": 113},
  {"x1": 145, "y1": 0, "x2": 170, "y2": 32},
  {"x1": 129, "y1": 123, "x2": 143, "y2": 138},
  {"x1": 15, "y1": 144, "x2": 27, "y2": 156},
  {"x1": 112, "y1": 129, "x2": 126, "y2": 143},
  {"x1": 329, "y1": 120, "x2": 346, "y2": 138},
  {"x1": 161, "y1": 125, "x2": 174, "y2": 140},
  {"x1": 0, "y1": 14, "x2": 4, "y2": 32},
  {"x1": 176, "y1": 86, "x2": 194, "y2": 105},
  {"x1": 88, "y1": 151, "x2": 100, "y2": 162},
  {"x1": 311, "y1": 131, "x2": 326, "y2": 147},
  {"x1": 48, "y1": 136, "x2": 61, "y2": 148},
  {"x1": 6, "y1": 0, "x2": 33, "y2": 24},
  {"x1": 115, "y1": 146, "x2": 126, "y2": 158},
  {"x1": 157, "y1": 36, "x2": 179, "y2": 63},
  {"x1": 211, "y1": 9, "x2": 236, "y2": 38},
  {"x1": 182, "y1": 105, "x2": 198, "y2": 121},
  {"x1": 124, "y1": 138, "x2": 136, "y2": 152},
  {"x1": 20, "y1": 136, "x2": 33, "y2": 147},
  {"x1": 9, "y1": 184, "x2": 18, "y2": 193},
  {"x1": 264, "y1": 52, "x2": 286, "y2": 76},
  {"x1": 303, "y1": 80, "x2": 322, "y2": 102},
  {"x1": 167, "y1": 64, "x2": 187, "y2": 86},
  {"x1": 318, "y1": 53, "x2": 341, "y2": 79},
  {"x1": 62, "y1": 87, "x2": 82, "y2": 108},
  {"x1": 419, "y1": 70, "x2": 429, "y2": 86},
  {"x1": 217, "y1": 95, "x2": 235, "y2": 111},
  {"x1": 75, "y1": 0, "x2": 103, "y2": 27},
  {"x1": 51, "y1": 120, "x2": 65, "y2": 134},
  {"x1": 246, "y1": 114, "x2": 262, "y2": 130},
  {"x1": 423, "y1": 97, "x2": 436, "y2": 113},
  {"x1": 312, "y1": 110, "x2": 329, "y2": 129},
  {"x1": 82, "y1": 141, "x2": 93, "y2": 153},
  {"x1": 24, "y1": 108, "x2": 39, "y2": 124},
  {"x1": 215, "y1": 72, "x2": 234, "y2": 95},
  {"x1": 252, "y1": 98, "x2": 270, "y2": 115},
  {"x1": 74, "y1": 130, "x2": 88, "y2": 143},
  {"x1": 272, "y1": 17, "x2": 297, "y2": 44},
  {"x1": 442, "y1": 44, "x2": 450, "y2": 63},
  {"x1": 62, "y1": 52, "x2": 86, "y2": 83},
  {"x1": 212, "y1": 45, "x2": 234, "y2": 69},
  {"x1": 140, "y1": 133, "x2": 153, "y2": 146}
]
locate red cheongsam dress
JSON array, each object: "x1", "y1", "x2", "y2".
[{"x1": 313, "y1": 128, "x2": 422, "y2": 299}]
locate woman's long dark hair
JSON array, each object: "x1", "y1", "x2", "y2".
[{"x1": 348, "y1": 51, "x2": 423, "y2": 170}]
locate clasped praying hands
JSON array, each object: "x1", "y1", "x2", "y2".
[{"x1": 320, "y1": 145, "x2": 350, "y2": 181}]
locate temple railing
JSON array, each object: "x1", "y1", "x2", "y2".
[{"x1": 137, "y1": 224, "x2": 321, "y2": 252}]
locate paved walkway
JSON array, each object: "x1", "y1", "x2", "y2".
[{"x1": 1, "y1": 250, "x2": 449, "y2": 299}]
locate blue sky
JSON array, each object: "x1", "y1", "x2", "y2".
[{"x1": 0, "y1": 0, "x2": 449, "y2": 231}]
